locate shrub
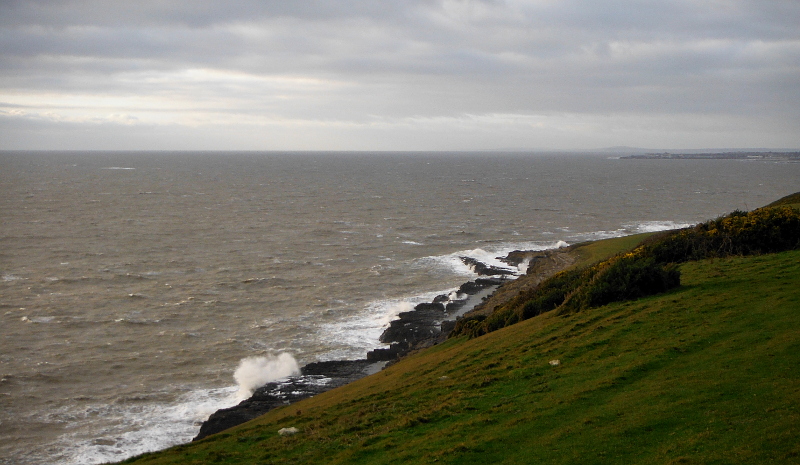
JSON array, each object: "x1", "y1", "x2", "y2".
[
  {"x1": 645, "y1": 206, "x2": 800, "y2": 262},
  {"x1": 450, "y1": 203, "x2": 800, "y2": 338},
  {"x1": 518, "y1": 267, "x2": 587, "y2": 319},
  {"x1": 558, "y1": 256, "x2": 680, "y2": 314},
  {"x1": 451, "y1": 315, "x2": 488, "y2": 339}
]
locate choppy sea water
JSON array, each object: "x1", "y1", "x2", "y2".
[{"x1": 1, "y1": 151, "x2": 797, "y2": 464}]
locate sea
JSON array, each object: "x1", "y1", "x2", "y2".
[{"x1": 1, "y1": 151, "x2": 798, "y2": 464}]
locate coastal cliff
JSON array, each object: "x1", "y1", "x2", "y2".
[
  {"x1": 121, "y1": 192, "x2": 800, "y2": 465},
  {"x1": 194, "y1": 246, "x2": 576, "y2": 440}
]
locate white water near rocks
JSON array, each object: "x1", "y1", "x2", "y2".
[{"x1": 1, "y1": 151, "x2": 798, "y2": 464}]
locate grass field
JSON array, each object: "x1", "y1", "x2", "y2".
[{"x1": 120, "y1": 248, "x2": 800, "y2": 465}]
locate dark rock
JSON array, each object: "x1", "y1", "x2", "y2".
[
  {"x1": 194, "y1": 359, "x2": 375, "y2": 441},
  {"x1": 458, "y1": 281, "x2": 485, "y2": 294},
  {"x1": 300, "y1": 360, "x2": 373, "y2": 377},
  {"x1": 379, "y1": 319, "x2": 441, "y2": 345},
  {"x1": 366, "y1": 342, "x2": 408, "y2": 361},
  {"x1": 498, "y1": 250, "x2": 540, "y2": 267},
  {"x1": 445, "y1": 299, "x2": 467, "y2": 312},
  {"x1": 440, "y1": 320, "x2": 456, "y2": 334},
  {"x1": 458, "y1": 277, "x2": 507, "y2": 295},
  {"x1": 414, "y1": 302, "x2": 445, "y2": 312},
  {"x1": 196, "y1": 264, "x2": 521, "y2": 442},
  {"x1": 379, "y1": 303, "x2": 445, "y2": 345},
  {"x1": 460, "y1": 256, "x2": 515, "y2": 276},
  {"x1": 475, "y1": 277, "x2": 509, "y2": 286},
  {"x1": 195, "y1": 406, "x2": 263, "y2": 441},
  {"x1": 525, "y1": 254, "x2": 554, "y2": 275}
]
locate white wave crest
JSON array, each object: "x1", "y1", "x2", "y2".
[
  {"x1": 316, "y1": 292, "x2": 447, "y2": 361},
  {"x1": 377, "y1": 301, "x2": 416, "y2": 327},
  {"x1": 55, "y1": 385, "x2": 238, "y2": 465},
  {"x1": 234, "y1": 353, "x2": 300, "y2": 401},
  {"x1": 415, "y1": 240, "x2": 567, "y2": 278},
  {"x1": 629, "y1": 220, "x2": 693, "y2": 233}
]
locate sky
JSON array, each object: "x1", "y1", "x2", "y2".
[{"x1": 1, "y1": 0, "x2": 799, "y2": 151}]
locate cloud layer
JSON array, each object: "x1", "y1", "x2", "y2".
[{"x1": 2, "y1": 0, "x2": 799, "y2": 150}]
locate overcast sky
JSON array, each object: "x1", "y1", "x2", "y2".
[{"x1": 1, "y1": 0, "x2": 799, "y2": 151}]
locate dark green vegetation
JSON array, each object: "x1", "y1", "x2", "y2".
[
  {"x1": 453, "y1": 204, "x2": 800, "y2": 338},
  {"x1": 767, "y1": 191, "x2": 800, "y2": 209},
  {"x1": 117, "y1": 195, "x2": 800, "y2": 465},
  {"x1": 569, "y1": 232, "x2": 657, "y2": 269}
]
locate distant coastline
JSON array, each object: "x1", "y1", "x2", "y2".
[{"x1": 621, "y1": 151, "x2": 800, "y2": 161}]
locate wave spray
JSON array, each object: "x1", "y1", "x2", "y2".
[{"x1": 233, "y1": 353, "x2": 300, "y2": 401}]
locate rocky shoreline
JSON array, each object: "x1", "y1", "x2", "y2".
[{"x1": 194, "y1": 248, "x2": 571, "y2": 441}]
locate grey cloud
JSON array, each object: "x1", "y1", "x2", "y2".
[
  {"x1": 1, "y1": 0, "x2": 798, "y2": 149},
  {"x1": 1, "y1": 0, "x2": 421, "y2": 28},
  {"x1": 5, "y1": 1, "x2": 798, "y2": 71}
]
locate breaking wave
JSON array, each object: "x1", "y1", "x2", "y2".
[{"x1": 234, "y1": 353, "x2": 301, "y2": 401}]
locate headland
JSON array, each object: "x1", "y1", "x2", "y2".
[{"x1": 119, "y1": 191, "x2": 800, "y2": 464}]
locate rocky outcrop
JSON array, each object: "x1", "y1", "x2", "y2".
[
  {"x1": 498, "y1": 250, "x2": 531, "y2": 266},
  {"x1": 194, "y1": 360, "x2": 379, "y2": 441},
  {"x1": 460, "y1": 256, "x2": 515, "y2": 276},
  {"x1": 457, "y1": 277, "x2": 507, "y2": 294},
  {"x1": 195, "y1": 249, "x2": 554, "y2": 440},
  {"x1": 456, "y1": 247, "x2": 577, "y2": 319},
  {"x1": 367, "y1": 275, "x2": 512, "y2": 362},
  {"x1": 378, "y1": 302, "x2": 444, "y2": 345}
]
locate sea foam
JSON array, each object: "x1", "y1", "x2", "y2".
[
  {"x1": 316, "y1": 240, "x2": 572, "y2": 362},
  {"x1": 415, "y1": 240, "x2": 568, "y2": 278},
  {"x1": 57, "y1": 352, "x2": 301, "y2": 464},
  {"x1": 56, "y1": 386, "x2": 237, "y2": 465},
  {"x1": 234, "y1": 353, "x2": 301, "y2": 401}
]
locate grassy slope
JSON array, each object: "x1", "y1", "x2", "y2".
[
  {"x1": 464, "y1": 232, "x2": 657, "y2": 319},
  {"x1": 569, "y1": 232, "x2": 656, "y2": 269},
  {"x1": 123, "y1": 249, "x2": 800, "y2": 465},
  {"x1": 766, "y1": 191, "x2": 800, "y2": 209}
]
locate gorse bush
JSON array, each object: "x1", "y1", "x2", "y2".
[
  {"x1": 450, "y1": 252, "x2": 682, "y2": 338},
  {"x1": 451, "y1": 267, "x2": 587, "y2": 338},
  {"x1": 644, "y1": 206, "x2": 800, "y2": 262},
  {"x1": 452, "y1": 203, "x2": 800, "y2": 339},
  {"x1": 558, "y1": 255, "x2": 680, "y2": 315},
  {"x1": 452, "y1": 252, "x2": 680, "y2": 338},
  {"x1": 519, "y1": 267, "x2": 586, "y2": 319}
]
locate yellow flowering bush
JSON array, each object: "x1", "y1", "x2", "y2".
[{"x1": 451, "y1": 204, "x2": 800, "y2": 338}]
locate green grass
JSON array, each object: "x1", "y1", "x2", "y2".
[
  {"x1": 459, "y1": 233, "x2": 655, "y2": 322},
  {"x1": 120, "y1": 249, "x2": 800, "y2": 465},
  {"x1": 570, "y1": 232, "x2": 656, "y2": 268},
  {"x1": 766, "y1": 191, "x2": 800, "y2": 209}
]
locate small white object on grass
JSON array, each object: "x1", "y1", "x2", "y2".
[
  {"x1": 278, "y1": 427, "x2": 300, "y2": 436},
  {"x1": 549, "y1": 359, "x2": 560, "y2": 366}
]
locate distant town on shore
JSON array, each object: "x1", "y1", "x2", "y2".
[{"x1": 622, "y1": 151, "x2": 800, "y2": 161}]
